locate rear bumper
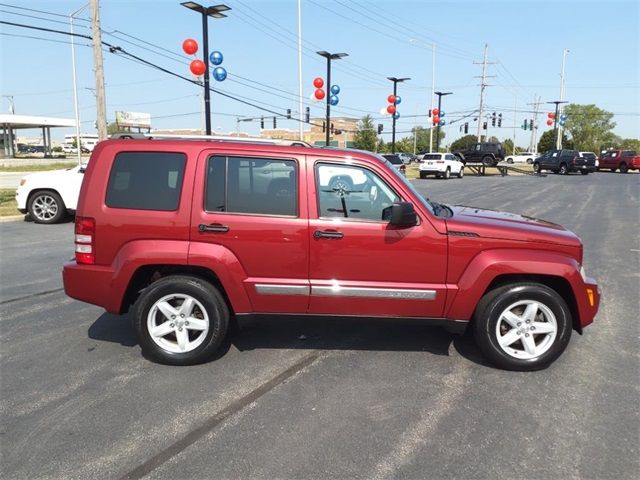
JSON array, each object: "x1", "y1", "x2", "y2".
[
  {"x1": 571, "y1": 164, "x2": 596, "y2": 172},
  {"x1": 63, "y1": 261, "x2": 121, "y2": 313},
  {"x1": 420, "y1": 168, "x2": 446, "y2": 174}
]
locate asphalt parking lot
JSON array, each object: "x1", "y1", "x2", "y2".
[{"x1": 1, "y1": 171, "x2": 638, "y2": 480}]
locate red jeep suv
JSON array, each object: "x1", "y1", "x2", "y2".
[{"x1": 63, "y1": 138, "x2": 600, "y2": 370}]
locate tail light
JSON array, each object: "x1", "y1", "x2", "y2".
[
  {"x1": 75, "y1": 216, "x2": 95, "y2": 264},
  {"x1": 400, "y1": 164, "x2": 406, "y2": 172},
  {"x1": 436, "y1": 160, "x2": 445, "y2": 164}
]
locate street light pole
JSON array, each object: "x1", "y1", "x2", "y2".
[
  {"x1": 387, "y1": 76, "x2": 410, "y2": 154},
  {"x1": 181, "y1": 2, "x2": 231, "y2": 136},
  {"x1": 317, "y1": 51, "x2": 348, "y2": 146},
  {"x1": 70, "y1": 3, "x2": 88, "y2": 165},
  {"x1": 546, "y1": 100, "x2": 568, "y2": 148},
  {"x1": 434, "y1": 91, "x2": 452, "y2": 152}
]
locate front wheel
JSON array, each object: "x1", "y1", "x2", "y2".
[
  {"x1": 559, "y1": 163, "x2": 569, "y2": 175},
  {"x1": 506, "y1": 158, "x2": 514, "y2": 164},
  {"x1": 473, "y1": 283, "x2": 572, "y2": 371},
  {"x1": 482, "y1": 155, "x2": 496, "y2": 167},
  {"x1": 619, "y1": 162, "x2": 628, "y2": 173},
  {"x1": 28, "y1": 190, "x2": 66, "y2": 224},
  {"x1": 533, "y1": 162, "x2": 541, "y2": 173},
  {"x1": 580, "y1": 170, "x2": 589, "y2": 175},
  {"x1": 133, "y1": 275, "x2": 230, "y2": 365},
  {"x1": 526, "y1": 158, "x2": 534, "y2": 164}
]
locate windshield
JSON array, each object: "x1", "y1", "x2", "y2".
[
  {"x1": 373, "y1": 154, "x2": 435, "y2": 215},
  {"x1": 383, "y1": 154, "x2": 403, "y2": 165}
]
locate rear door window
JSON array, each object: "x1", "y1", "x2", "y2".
[{"x1": 106, "y1": 152, "x2": 186, "y2": 210}]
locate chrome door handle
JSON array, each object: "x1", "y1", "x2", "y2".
[
  {"x1": 198, "y1": 223, "x2": 229, "y2": 233},
  {"x1": 313, "y1": 230, "x2": 344, "y2": 239}
]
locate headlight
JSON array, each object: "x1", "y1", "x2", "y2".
[{"x1": 580, "y1": 265, "x2": 587, "y2": 281}]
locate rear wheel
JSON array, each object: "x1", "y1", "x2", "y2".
[
  {"x1": 419, "y1": 171, "x2": 427, "y2": 179},
  {"x1": 134, "y1": 275, "x2": 230, "y2": 365},
  {"x1": 559, "y1": 163, "x2": 569, "y2": 175},
  {"x1": 506, "y1": 157, "x2": 514, "y2": 164},
  {"x1": 526, "y1": 158, "x2": 534, "y2": 164},
  {"x1": 473, "y1": 283, "x2": 572, "y2": 371},
  {"x1": 457, "y1": 167, "x2": 464, "y2": 178},
  {"x1": 28, "y1": 190, "x2": 66, "y2": 224},
  {"x1": 619, "y1": 162, "x2": 628, "y2": 173},
  {"x1": 482, "y1": 155, "x2": 496, "y2": 167},
  {"x1": 610, "y1": 167, "x2": 617, "y2": 172},
  {"x1": 580, "y1": 170, "x2": 589, "y2": 175},
  {"x1": 443, "y1": 168, "x2": 451, "y2": 179}
]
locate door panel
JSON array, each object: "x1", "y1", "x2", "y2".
[
  {"x1": 190, "y1": 152, "x2": 310, "y2": 313},
  {"x1": 307, "y1": 159, "x2": 448, "y2": 318}
]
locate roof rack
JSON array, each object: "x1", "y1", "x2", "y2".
[{"x1": 109, "y1": 132, "x2": 310, "y2": 148}]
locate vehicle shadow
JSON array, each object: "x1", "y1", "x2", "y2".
[{"x1": 87, "y1": 313, "x2": 490, "y2": 367}]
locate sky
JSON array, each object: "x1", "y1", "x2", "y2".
[{"x1": 1, "y1": 0, "x2": 639, "y2": 148}]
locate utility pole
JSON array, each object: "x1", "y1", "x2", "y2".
[
  {"x1": 474, "y1": 43, "x2": 495, "y2": 142},
  {"x1": 556, "y1": 48, "x2": 569, "y2": 149},
  {"x1": 527, "y1": 95, "x2": 542, "y2": 153},
  {"x1": 297, "y1": 0, "x2": 303, "y2": 141},
  {"x1": 512, "y1": 94, "x2": 517, "y2": 154},
  {"x1": 90, "y1": 0, "x2": 107, "y2": 140},
  {"x1": 430, "y1": 43, "x2": 435, "y2": 152}
]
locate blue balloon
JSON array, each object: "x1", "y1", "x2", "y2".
[
  {"x1": 209, "y1": 51, "x2": 223, "y2": 65},
  {"x1": 439, "y1": 119, "x2": 446, "y2": 126},
  {"x1": 212, "y1": 66, "x2": 227, "y2": 81},
  {"x1": 395, "y1": 95, "x2": 401, "y2": 105},
  {"x1": 329, "y1": 94, "x2": 339, "y2": 106},
  {"x1": 440, "y1": 111, "x2": 445, "y2": 117},
  {"x1": 393, "y1": 111, "x2": 400, "y2": 120},
  {"x1": 330, "y1": 85, "x2": 340, "y2": 95}
]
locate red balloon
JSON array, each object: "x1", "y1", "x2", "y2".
[
  {"x1": 432, "y1": 108, "x2": 440, "y2": 116},
  {"x1": 386, "y1": 104, "x2": 396, "y2": 114},
  {"x1": 314, "y1": 88, "x2": 326, "y2": 100},
  {"x1": 546, "y1": 119, "x2": 554, "y2": 126},
  {"x1": 190, "y1": 59, "x2": 206, "y2": 76},
  {"x1": 547, "y1": 112, "x2": 555, "y2": 119},
  {"x1": 433, "y1": 116, "x2": 440, "y2": 124},
  {"x1": 182, "y1": 38, "x2": 198, "y2": 55},
  {"x1": 313, "y1": 77, "x2": 324, "y2": 88},
  {"x1": 387, "y1": 95, "x2": 396, "y2": 104}
]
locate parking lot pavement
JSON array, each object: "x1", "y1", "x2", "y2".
[{"x1": 1, "y1": 172, "x2": 638, "y2": 479}]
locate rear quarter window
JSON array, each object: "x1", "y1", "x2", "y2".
[{"x1": 105, "y1": 151, "x2": 186, "y2": 211}]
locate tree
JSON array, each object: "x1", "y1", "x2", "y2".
[
  {"x1": 352, "y1": 115, "x2": 378, "y2": 152},
  {"x1": 502, "y1": 138, "x2": 514, "y2": 155},
  {"x1": 618, "y1": 138, "x2": 640, "y2": 151},
  {"x1": 449, "y1": 134, "x2": 477, "y2": 152},
  {"x1": 563, "y1": 104, "x2": 616, "y2": 153},
  {"x1": 409, "y1": 126, "x2": 444, "y2": 153},
  {"x1": 537, "y1": 130, "x2": 573, "y2": 153}
]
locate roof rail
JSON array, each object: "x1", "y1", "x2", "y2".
[{"x1": 108, "y1": 132, "x2": 310, "y2": 147}]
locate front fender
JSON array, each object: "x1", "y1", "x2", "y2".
[{"x1": 445, "y1": 249, "x2": 597, "y2": 327}]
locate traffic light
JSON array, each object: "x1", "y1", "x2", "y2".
[
  {"x1": 260, "y1": 116, "x2": 264, "y2": 129},
  {"x1": 377, "y1": 123, "x2": 383, "y2": 134},
  {"x1": 498, "y1": 113, "x2": 502, "y2": 128},
  {"x1": 330, "y1": 122, "x2": 335, "y2": 134},
  {"x1": 529, "y1": 119, "x2": 533, "y2": 131},
  {"x1": 305, "y1": 107, "x2": 310, "y2": 123},
  {"x1": 273, "y1": 117, "x2": 276, "y2": 129},
  {"x1": 464, "y1": 122, "x2": 469, "y2": 134},
  {"x1": 322, "y1": 121, "x2": 326, "y2": 133},
  {"x1": 286, "y1": 109, "x2": 291, "y2": 120},
  {"x1": 491, "y1": 112, "x2": 497, "y2": 127},
  {"x1": 483, "y1": 121, "x2": 487, "y2": 130}
]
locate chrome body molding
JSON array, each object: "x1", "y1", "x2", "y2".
[
  {"x1": 255, "y1": 284, "x2": 310, "y2": 296},
  {"x1": 311, "y1": 285, "x2": 436, "y2": 300}
]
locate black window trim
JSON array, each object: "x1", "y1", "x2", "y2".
[
  {"x1": 105, "y1": 150, "x2": 187, "y2": 212},
  {"x1": 203, "y1": 153, "x2": 300, "y2": 218},
  {"x1": 313, "y1": 159, "x2": 409, "y2": 225}
]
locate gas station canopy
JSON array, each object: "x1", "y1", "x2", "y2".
[{"x1": 1, "y1": 114, "x2": 76, "y2": 158}]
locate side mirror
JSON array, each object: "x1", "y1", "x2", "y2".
[{"x1": 389, "y1": 202, "x2": 417, "y2": 227}]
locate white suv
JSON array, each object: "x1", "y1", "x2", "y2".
[
  {"x1": 419, "y1": 153, "x2": 464, "y2": 179},
  {"x1": 15, "y1": 164, "x2": 86, "y2": 224}
]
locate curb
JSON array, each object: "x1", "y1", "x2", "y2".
[{"x1": 0, "y1": 215, "x2": 25, "y2": 223}]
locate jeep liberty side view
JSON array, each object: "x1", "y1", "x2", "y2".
[{"x1": 63, "y1": 138, "x2": 600, "y2": 371}]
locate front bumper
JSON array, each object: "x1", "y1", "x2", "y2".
[{"x1": 577, "y1": 276, "x2": 601, "y2": 330}]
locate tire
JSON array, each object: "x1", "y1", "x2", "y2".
[
  {"x1": 457, "y1": 167, "x2": 464, "y2": 178},
  {"x1": 473, "y1": 283, "x2": 572, "y2": 371},
  {"x1": 559, "y1": 163, "x2": 569, "y2": 175},
  {"x1": 419, "y1": 171, "x2": 427, "y2": 179},
  {"x1": 533, "y1": 162, "x2": 541, "y2": 174},
  {"x1": 133, "y1": 275, "x2": 230, "y2": 365},
  {"x1": 526, "y1": 158, "x2": 533, "y2": 164},
  {"x1": 28, "y1": 190, "x2": 66, "y2": 224},
  {"x1": 619, "y1": 162, "x2": 628, "y2": 173},
  {"x1": 443, "y1": 168, "x2": 451, "y2": 179},
  {"x1": 482, "y1": 155, "x2": 496, "y2": 167},
  {"x1": 506, "y1": 158, "x2": 514, "y2": 164}
]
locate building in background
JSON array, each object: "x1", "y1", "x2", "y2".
[{"x1": 260, "y1": 116, "x2": 358, "y2": 148}]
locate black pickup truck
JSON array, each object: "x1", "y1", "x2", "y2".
[
  {"x1": 533, "y1": 149, "x2": 597, "y2": 175},
  {"x1": 453, "y1": 142, "x2": 504, "y2": 167}
]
